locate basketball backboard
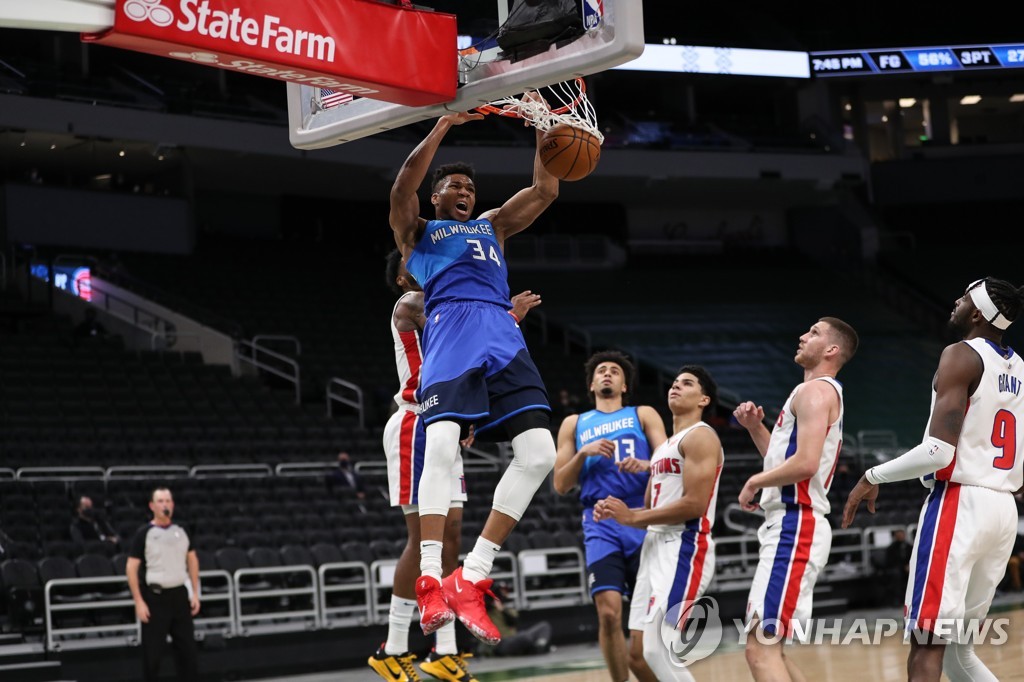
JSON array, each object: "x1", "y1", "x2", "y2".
[{"x1": 286, "y1": 0, "x2": 644, "y2": 150}]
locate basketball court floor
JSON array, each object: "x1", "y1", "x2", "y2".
[{"x1": 257, "y1": 598, "x2": 1024, "y2": 681}]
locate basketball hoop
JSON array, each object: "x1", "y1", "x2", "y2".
[{"x1": 475, "y1": 78, "x2": 603, "y2": 143}]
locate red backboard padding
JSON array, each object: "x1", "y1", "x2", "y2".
[{"x1": 83, "y1": 0, "x2": 457, "y2": 107}]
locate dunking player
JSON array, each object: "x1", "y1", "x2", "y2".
[
  {"x1": 844, "y1": 277, "x2": 1024, "y2": 682},
  {"x1": 553, "y1": 351, "x2": 665, "y2": 682},
  {"x1": 389, "y1": 101, "x2": 560, "y2": 644},
  {"x1": 594, "y1": 365, "x2": 724, "y2": 681},
  {"x1": 733, "y1": 317, "x2": 858, "y2": 682},
  {"x1": 370, "y1": 251, "x2": 542, "y2": 681}
]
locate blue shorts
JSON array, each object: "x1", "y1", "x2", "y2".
[
  {"x1": 417, "y1": 301, "x2": 549, "y2": 433},
  {"x1": 582, "y1": 507, "x2": 646, "y2": 594}
]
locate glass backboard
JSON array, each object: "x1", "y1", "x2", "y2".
[{"x1": 286, "y1": 0, "x2": 644, "y2": 149}]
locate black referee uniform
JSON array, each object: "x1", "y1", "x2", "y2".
[{"x1": 127, "y1": 516, "x2": 199, "y2": 681}]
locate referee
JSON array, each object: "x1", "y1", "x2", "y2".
[{"x1": 126, "y1": 487, "x2": 200, "y2": 681}]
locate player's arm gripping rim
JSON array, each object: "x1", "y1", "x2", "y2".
[
  {"x1": 596, "y1": 427, "x2": 722, "y2": 528},
  {"x1": 479, "y1": 92, "x2": 559, "y2": 247},
  {"x1": 388, "y1": 111, "x2": 485, "y2": 255},
  {"x1": 843, "y1": 342, "x2": 978, "y2": 527},
  {"x1": 738, "y1": 382, "x2": 837, "y2": 511}
]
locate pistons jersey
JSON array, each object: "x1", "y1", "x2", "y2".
[
  {"x1": 576, "y1": 406, "x2": 651, "y2": 507},
  {"x1": 923, "y1": 338, "x2": 1023, "y2": 491},
  {"x1": 390, "y1": 292, "x2": 423, "y2": 411},
  {"x1": 648, "y1": 422, "x2": 723, "y2": 534},
  {"x1": 758, "y1": 377, "x2": 844, "y2": 515},
  {"x1": 405, "y1": 218, "x2": 511, "y2": 315}
]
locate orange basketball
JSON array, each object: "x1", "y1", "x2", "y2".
[{"x1": 539, "y1": 124, "x2": 601, "y2": 181}]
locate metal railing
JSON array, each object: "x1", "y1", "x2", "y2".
[
  {"x1": 274, "y1": 462, "x2": 337, "y2": 478},
  {"x1": 195, "y1": 569, "x2": 236, "y2": 638},
  {"x1": 44, "y1": 576, "x2": 139, "y2": 652},
  {"x1": 517, "y1": 547, "x2": 588, "y2": 609},
  {"x1": 106, "y1": 465, "x2": 191, "y2": 480},
  {"x1": 326, "y1": 377, "x2": 365, "y2": 428},
  {"x1": 16, "y1": 467, "x2": 106, "y2": 481},
  {"x1": 252, "y1": 335, "x2": 302, "y2": 357},
  {"x1": 318, "y1": 561, "x2": 373, "y2": 628},
  {"x1": 236, "y1": 338, "x2": 301, "y2": 405},
  {"x1": 232, "y1": 565, "x2": 320, "y2": 635},
  {"x1": 190, "y1": 463, "x2": 273, "y2": 478},
  {"x1": 0, "y1": 468, "x2": 15, "y2": 480}
]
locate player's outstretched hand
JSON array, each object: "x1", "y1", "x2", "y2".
[
  {"x1": 841, "y1": 476, "x2": 879, "y2": 529},
  {"x1": 617, "y1": 457, "x2": 650, "y2": 474},
  {"x1": 593, "y1": 496, "x2": 632, "y2": 525},
  {"x1": 733, "y1": 401, "x2": 765, "y2": 430},
  {"x1": 511, "y1": 291, "x2": 542, "y2": 321},
  {"x1": 578, "y1": 439, "x2": 615, "y2": 459},
  {"x1": 442, "y1": 111, "x2": 486, "y2": 126}
]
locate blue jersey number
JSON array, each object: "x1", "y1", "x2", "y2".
[
  {"x1": 467, "y1": 239, "x2": 502, "y2": 267},
  {"x1": 613, "y1": 438, "x2": 636, "y2": 463}
]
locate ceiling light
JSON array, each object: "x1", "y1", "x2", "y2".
[
  {"x1": 960, "y1": 95, "x2": 982, "y2": 105},
  {"x1": 881, "y1": 115, "x2": 888, "y2": 123},
  {"x1": 844, "y1": 103, "x2": 852, "y2": 111},
  {"x1": 899, "y1": 98, "x2": 917, "y2": 108},
  {"x1": 118, "y1": 150, "x2": 125, "y2": 157},
  {"x1": 1010, "y1": 93, "x2": 1024, "y2": 102},
  {"x1": 49, "y1": 143, "x2": 56, "y2": 150}
]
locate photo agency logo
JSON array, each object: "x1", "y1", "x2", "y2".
[
  {"x1": 659, "y1": 596, "x2": 724, "y2": 667},
  {"x1": 735, "y1": 617, "x2": 1012, "y2": 647}
]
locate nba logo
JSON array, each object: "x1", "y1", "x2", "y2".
[{"x1": 581, "y1": 0, "x2": 603, "y2": 31}]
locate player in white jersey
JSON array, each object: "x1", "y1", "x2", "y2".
[
  {"x1": 844, "y1": 277, "x2": 1024, "y2": 682},
  {"x1": 371, "y1": 250, "x2": 540, "y2": 682},
  {"x1": 733, "y1": 317, "x2": 859, "y2": 682},
  {"x1": 594, "y1": 365, "x2": 723, "y2": 681}
]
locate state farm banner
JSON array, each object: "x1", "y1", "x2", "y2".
[{"x1": 82, "y1": 0, "x2": 457, "y2": 107}]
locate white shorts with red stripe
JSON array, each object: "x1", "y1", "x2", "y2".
[
  {"x1": 383, "y1": 407, "x2": 467, "y2": 511},
  {"x1": 634, "y1": 527, "x2": 715, "y2": 629},
  {"x1": 746, "y1": 505, "x2": 831, "y2": 637},
  {"x1": 904, "y1": 480, "x2": 1016, "y2": 640}
]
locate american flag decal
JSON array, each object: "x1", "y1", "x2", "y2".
[{"x1": 319, "y1": 88, "x2": 355, "y2": 109}]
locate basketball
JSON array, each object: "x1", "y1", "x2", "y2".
[{"x1": 539, "y1": 124, "x2": 602, "y2": 181}]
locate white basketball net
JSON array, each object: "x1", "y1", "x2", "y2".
[{"x1": 486, "y1": 79, "x2": 604, "y2": 143}]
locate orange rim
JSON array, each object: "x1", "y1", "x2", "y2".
[{"x1": 474, "y1": 78, "x2": 586, "y2": 118}]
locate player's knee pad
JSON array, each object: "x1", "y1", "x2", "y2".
[
  {"x1": 418, "y1": 420, "x2": 461, "y2": 516},
  {"x1": 944, "y1": 642, "x2": 998, "y2": 682},
  {"x1": 510, "y1": 427, "x2": 557, "y2": 477},
  {"x1": 491, "y1": 428, "x2": 556, "y2": 521}
]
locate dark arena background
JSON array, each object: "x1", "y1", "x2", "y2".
[{"x1": 1, "y1": 1, "x2": 1022, "y2": 680}]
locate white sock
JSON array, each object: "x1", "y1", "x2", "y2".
[
  {"x1": 419, "y1": 541, "x2": 443, "y2": 582},
  {"x1": 384, "y1": 596, "x2": 417, "y2": 655},
  {"x1": 434, "y1": 621, "x2": 457, "y2": 655},
  {"x1": 462, "y1": 537, "x2": 500, "y2": 584}
]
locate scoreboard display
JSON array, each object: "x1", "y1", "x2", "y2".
[{"x1": 810, "y1": 44, "x2": 1024, "y2": 76}]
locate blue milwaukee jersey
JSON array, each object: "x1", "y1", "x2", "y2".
[
  {"x1": 575, "y1": 406, "x2": 651, "y2": 507},
  {"x1": 406, "y1": 218, "x2": 511, "y2": 315}
]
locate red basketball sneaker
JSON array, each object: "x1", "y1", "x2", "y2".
[
  {"x1": 442, "y1": 567, "x2": 501, "y2": 645},
  {"x1": 416, "y1": 576, "x2": 454, "y2": 635}
]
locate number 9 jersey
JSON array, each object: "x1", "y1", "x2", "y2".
[
  {"x1": 924, "y1": 337, "x2": 1023, "y2": 491},
  {"x1": 406, "y1": 218, "x2": 511, "y2": 315}
]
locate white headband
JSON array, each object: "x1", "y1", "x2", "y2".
[{"x1": 968, "y1": 279, "x2": 1012, "y2": 330}]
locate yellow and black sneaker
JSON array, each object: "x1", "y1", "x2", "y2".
[
  {"x1": 368, "y1": 644, "x2": 422, "y2": 682},
  {"x1": 419, "y1": 650, "x2": 478, "y2": 681}
]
